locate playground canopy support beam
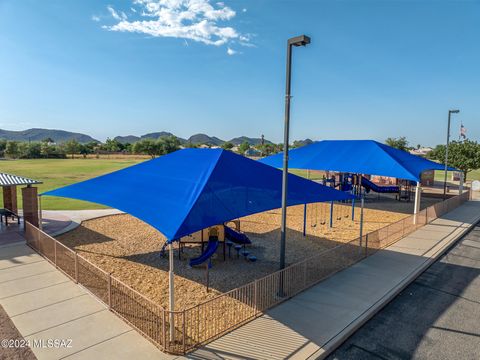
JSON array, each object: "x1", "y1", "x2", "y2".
[
  {"x1": 303, "y1": 203, "x2": 307, "y2": 237},
  {"x1": 359, "y1": 195, "x2": 365, "y2": 247},
  {"x1": 169, "y1": 243, "x2": 175, "y2": 342},
  {"x1": 459, "y1": 172, "x2": 464, "y2": 194},
  {"x1": 414, "y1": 182, "x2": 421, "y2": 225}
]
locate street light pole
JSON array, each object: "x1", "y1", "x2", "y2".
[
  {"x1": 443, "y1": 109, "x2": 460, "y2": 200},
  {"x1": 280, "y1": 35, "x2": 311, "y2": 270}
]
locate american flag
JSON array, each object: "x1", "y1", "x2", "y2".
[{"x1": 460, "y1": 124, "x2": 467, "y2": 140}]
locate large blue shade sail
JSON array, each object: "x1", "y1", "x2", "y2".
[
  {"x1": 43, "y1": 149, "x2": 352, "y2": 241},
  {"x1": 260, "y1": 140, "x2": 455, "y2": 182}
]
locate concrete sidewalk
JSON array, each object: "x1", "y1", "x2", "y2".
[
  {"x1": 190, "y1": 199, "x2": 480, "y2": 360},
  {"x1": 0, "y1": 241, "x2": 175, "y2": 360}
]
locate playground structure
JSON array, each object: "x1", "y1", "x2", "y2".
[
  {"x1": 32, "y1": 144, "x2": 464, "y2": 355},
  {"x1": 25, "y1": 189, "x2": 472, "y2": 355}
]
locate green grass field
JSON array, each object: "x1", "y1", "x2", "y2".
[
  {"x1": 434, "y1": 169, "x2": 480, "y2": 182},
  {"x1": 2, "y1": 158, "x2": 479, "y2": 211},
  {"x1": 1, "y1": 158, "x2": 144, "y2": 210}
]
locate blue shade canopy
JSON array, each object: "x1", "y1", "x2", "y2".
[
  {"x1": 260, "y1": 140, "x2": 455, "y2": 182},
  {"x1": 43, "y1": 149, "x2": 352, "y2": 241}
]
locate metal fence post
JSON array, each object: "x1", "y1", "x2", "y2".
[
  {"x1": 365, "y1": 234, "x2": 369, "y2": 256},
  {"x1": 254, "y1": 279, "x2": 258, "y2": 313},
  {"x1": 108, "y1": 273, "x2": 112, "y2": 309},
  {"x1": 303, "y1": 260, "x2": 307, "y2": 287},
  {"x1": 74, "y1": 253, "x2": 78, "y2": 283},
  {"x1": 54, "y1": 240, "x2": 57, "y2": 268},
  {"x1": 162, "y1": 310, "x2": 167, "y2": 351},
  {"x1": 182, "y1": 311, "x2": 186, "y2": 354}
]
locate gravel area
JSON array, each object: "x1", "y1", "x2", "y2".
[{"x1": 56, "y1": 197, "x2": 428, "y2": 311}]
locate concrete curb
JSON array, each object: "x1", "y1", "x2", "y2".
[{"x1": 311, "y1": 202, "x2": 480, "y2": 360}]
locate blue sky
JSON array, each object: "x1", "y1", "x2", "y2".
[{"x1": 0, "y1": 0, "x2": 478, "y2": 146}]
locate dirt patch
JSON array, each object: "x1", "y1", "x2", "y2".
[
  {"x1": 0, "y1": 305, "x2": 36, "y2": 360},
  {"x1": 57, "y1": 196, "x2": 420, "y2": 310}
]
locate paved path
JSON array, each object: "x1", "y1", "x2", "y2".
[
  {"x1": 327, "y1": 224, "x2": 480, "y2": 360},
  {"x1": 0, "y1": 241, "x2": 174, "y2": 360},
  {"x1": 190, "y1": 199, "x2": 480, "y2": 360}
]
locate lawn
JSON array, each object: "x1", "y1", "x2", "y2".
[
  {"x1": 0, "y1": 158, "x2": 145, "y2": 210},
  {"x1": 434, "y1": 169, "x2": 480, "y2": 182}
]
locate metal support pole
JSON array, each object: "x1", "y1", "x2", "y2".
[
  {"x1": 279, "y1": 35, "x2": 310, "y2": 271},
  {"x1": 459, "y1": 171, "x2": 464, "y2": 194},
  {"x1": 444, "y1": 110, "x2": 459, "y2": 199},
  {"x1": 414, "y1": 182, "x2": 421, "y2": 225},
  {"x1": 280, "y1": 42, "x2": 292, "y2": 271},
  {"x1": 351, "y1": 197, "x2": 355, "y2": 221},
  {"x1": 38, "y1": 195, "x2": 43, "y2": 230},
  {"x1": 302, "y1": 203, "x2": 307, "y2": 237},
  {"x1": 168, "y1": 242, "x2": 175, "y2": 342},
  {"x1": 329, "y1": 201, "x2": 334, "y2": 228},
  {"x1": 443, "y1": 112, "x2": 451, "y2": 200},
  {"x1": 359, "y1": 196, "x2": 364, "y2": 247},
  {"x1": 108, "y1": 273, "x2": 112, "y2": 309}
]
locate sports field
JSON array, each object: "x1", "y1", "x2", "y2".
[
  {"x1": 0, "y1": 158, "x2": 145, "y2": 209},
  {"x1": 2, "y1": 158, "x2": 479, "y2": 210}
]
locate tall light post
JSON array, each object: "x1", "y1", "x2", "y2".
[
  {"x1": 443, "y1": 109, "x2": 460, "y2": 200},
  {"x1": 280, "y1": 35, "x2": 311, "y2": 270}
]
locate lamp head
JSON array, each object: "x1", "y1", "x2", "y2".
[
  {"x1": 288, "y1": 35, "x2": 311, "y2": 47},
  {"x1": 449, "y1": 109, "x2": 460, "y2": 114}
]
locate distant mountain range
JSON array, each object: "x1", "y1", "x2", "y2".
[
  {"x1": 114, "y1": 132, "x2": 275, "y2": 146},
  {"x1": 0, "y1": 128, "x2": 98, "y2": 143},
  {"x1": 0, "y1": 127, "x2": 309, "y2": 146}
]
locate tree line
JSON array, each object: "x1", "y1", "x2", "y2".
[
  {"x1": 385, "y1": 136, "x2": 480, "y2": 181},
  {"x1": 0, "y1": 136, "x2": 289, "y2": 159}
]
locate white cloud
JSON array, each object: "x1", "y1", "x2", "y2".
[
  {"x1": 91, "y1": 15, "x2": 100, "y2": 22},
  {"x1": 242, "y1": 8, "x2": 247, "y2": 13},
  {"x1": 107, "y1": 5, "x2": 127, "y2": 21},
  {"x1": 226, "y1": 47, "x2": 237, "y2": 55},
  {"x1": 103, "y1": 0, "x2": 248, "y2": 47}
]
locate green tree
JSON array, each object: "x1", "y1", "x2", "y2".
[
  {"x1": 0, "y1": 139, "x2": 6, "y2": 157},
  {"x1": 5, "y1": 141, "x2": 20, "y2": 158},
  {"x1": 221, "y1": 141, "x2": 234, "y2": 150},
  {"x1": 157, "y1": 136, "x2": 180, "y2": 155},
  {"x1": 41, "y1": 142, "x2": 55, "y2": 158},
  {"x1": 104, "y1": 138, "x2": 122, "y2": 152},
  {"x1": 256, "y1": 143, "x2": 275, "y2": 156},
  {"x1": 385, "y1": 136, "x2": 409, "y2": 151},
  {"x1": 20, "y1": 142, "x2": 42, "y2": 158},
  {"x1": 132, "y1": 139, "x2": 159, "y2": 158},
  {"x1": 63, "y1": 139, "x2": 81, "y2": 159},
  {"x1": 238, "y1": 141, "x2": 250, "y2": 154},
  {"x1": 428, "y1": 140, "x2": 480, "y2": 181}
]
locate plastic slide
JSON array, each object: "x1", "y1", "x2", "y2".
[
  {"x1": 361, "y1": 177, "x2": 399, "y2": 194},
  {"x1": 224, "y1": 226, "x2": 252, "y2": 245},
  {"x1": 189, "y1": 239, "x2": 219, "y2": 267}
]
